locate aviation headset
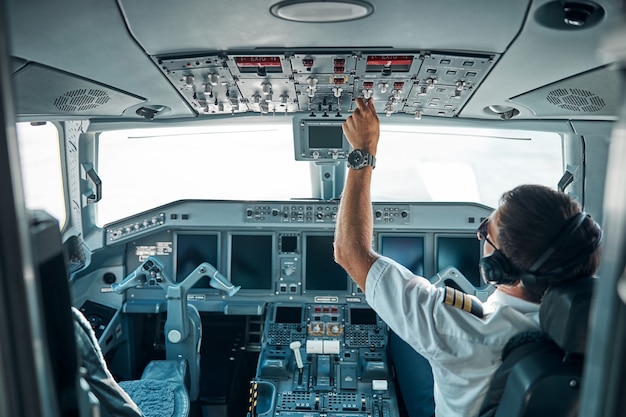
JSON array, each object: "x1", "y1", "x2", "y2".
[{"x1": 479, "y1": 212, "x2": 602, "y2": 287}]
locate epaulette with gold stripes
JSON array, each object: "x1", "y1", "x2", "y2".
[{"x1": 443, "y1": 287, "x2": 484, "y2": 318}]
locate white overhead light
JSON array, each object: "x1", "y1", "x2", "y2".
[{"x1": 270, "y1": 0, "x2": 374, "y2": 23}]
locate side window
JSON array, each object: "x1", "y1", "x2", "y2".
[{"x1": 16, "y1": 122, "x2": 66, "y2": 227}]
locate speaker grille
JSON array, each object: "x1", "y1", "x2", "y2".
[
  {"x1": 546, "y1": 88, "x2": 605, "y2": 112},
  {"x1": 54, "y1": 89, "x2": 111, "y2": 112}
]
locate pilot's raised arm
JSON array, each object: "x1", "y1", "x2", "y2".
[
  {"x1": 334, "y1": 97, "x2": 380, "y2": 290},
  {"x1": 333, "y1": 98, "x2": 603, "y2": 417}
]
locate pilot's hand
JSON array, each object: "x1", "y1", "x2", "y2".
[{"x1": 342, "y1": 98, "x2": 380, "y2": 155}]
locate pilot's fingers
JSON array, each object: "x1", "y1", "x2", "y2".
[
  {"x1": 366, "y1": 98, "x2": 378, "y2": 118},
  {"x1": 354, "y1": 97, "x2": 367, "y2": 111}
]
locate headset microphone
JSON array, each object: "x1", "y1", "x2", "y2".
[{"x1": 479, "y1": 249, "x2": 519, "y2": 285}]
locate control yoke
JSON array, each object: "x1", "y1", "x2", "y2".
[{"x1": 112, "y1": 256, "x2": 241, "y2": 343}]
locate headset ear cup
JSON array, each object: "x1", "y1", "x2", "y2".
[{"x1": 479, "y1": 250, "x2": 517, "y2": 285}]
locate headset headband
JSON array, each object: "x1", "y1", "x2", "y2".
[{"x1": 527, "y1": 212, "x2": 588, "y2": 275}]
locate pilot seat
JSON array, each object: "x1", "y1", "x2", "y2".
[
  {"x1": 479, "y1": 276, "x2": 595, "y2": 417},
  {"x1": 31, "y1": 209, "x2": 191, "y2": 417},
  {"x1": 73, "y1": 306, "x2": 191, "y2": 417}
]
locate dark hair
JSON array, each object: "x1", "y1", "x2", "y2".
[{"x1": 495, "y1": 185, "x2": 602, "y2": 302}]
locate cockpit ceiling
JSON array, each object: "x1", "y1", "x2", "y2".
[
  {"x1": 6, "y1": 0, "x2": 622, "y2": 121},
  {"x1": 117, "y1": 0, "x2": 529, "y2": 55}
]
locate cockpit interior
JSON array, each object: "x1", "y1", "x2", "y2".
[{"x1": 2, "y1": 0, "x2": 626, "y2": 417}]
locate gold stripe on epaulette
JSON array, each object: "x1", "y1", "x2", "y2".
[{"x1": 442, "y1": 287, "x2": 484, "y2": 318}]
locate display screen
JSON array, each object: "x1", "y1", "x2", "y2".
[
  {"x1": 176, "y1": 234, "x2": 219, "y2": 287},
  {"x1": 350, "y1": 308, "x2": 377, "y2": 325},
  {"x1": 308, "y1": 125, "x2": 344, "y2": 149},
  {"x1": 231, "y1": 234, "x2": 273, "y2": 290},
  {"x1": 275, "y1": 306, "x2": 303, "y2": 324},
  {"x1": 280, "y1": 235, "x2": 298, "y2": 253},
  {"x1": 436, "y1": 236, "x2": 482, "y2": 287},
  {"x1": 380, "y1": 235, "x2": 425, "y2": 276},
  {"x1": 305, "y1": 235, "x2": 348, "y2": 291}
]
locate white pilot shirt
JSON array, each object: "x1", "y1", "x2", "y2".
[{"x1": 366, "y1": 256, "x2": 540, "y2": 417}]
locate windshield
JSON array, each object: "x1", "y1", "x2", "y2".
[
  {"x1": 97, "y1": 122, "x2": 562, "y2": 226},
  {"x1": 373, "y1": 127, "x2": 562, "y2": 207},
  {"x1": 97, "y1": 123, "x2": 311, "y2": 225}
]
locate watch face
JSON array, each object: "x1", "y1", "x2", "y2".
[{"x1": 348, "y1": 150, "x2": 364, "y2": 168}]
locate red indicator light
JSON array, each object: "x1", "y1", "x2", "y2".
[
  {"x1": 302, "y1": 58, "x2": 314, "y2": 67},
  {"x1": 333, "y1": 66, "x2": 345, "y2": 74},
  {"x1": 333, "y1": 77, "x2": 345, "y2": 84},
  {"x1": 363, "y1": 81, "x2": 374, "y2": 88},
  {"x1": 366, "y1": 55, "x2": 413, "y2": 73},
  {"x1": 333, "y1": 58, "x2": 346, "y2": 66},
  {"x1": 393, "y1": 82, "x2": 404, "y2": 89},
  {"x1": 235, "y1": 56, "x2": 282, "y2": 67},
  {"x1": 366, "y1": 55, "x2": 413, "y2": 66}
]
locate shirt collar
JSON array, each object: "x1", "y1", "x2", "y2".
[{"x1": 486, "y1": 288, "x2": 540, "y2": 314}]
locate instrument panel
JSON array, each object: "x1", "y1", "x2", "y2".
[
  {"x1": 251, "y1": 303, "x2": 395, "y2": 417},
  {"x1": 99, "y1": 199, "x2": 493, "y2": 308}
]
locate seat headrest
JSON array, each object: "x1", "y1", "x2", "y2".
[{"x1": 539, "y1": 276, "x2": 596, "y2": 355}]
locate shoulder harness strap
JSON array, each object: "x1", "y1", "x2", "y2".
[{"x1": 443, "y1": 287, "x2": 484, "y2": 318}]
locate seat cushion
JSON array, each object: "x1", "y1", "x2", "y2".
[
  {"x1": 125, "y1": 359, "x2": 190, "y2": 417},
  {"x1": 120, "y1": 379, "x2": 180, "y2": 417}
]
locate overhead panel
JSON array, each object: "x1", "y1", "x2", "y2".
[{"x1": 155, "y1": 51, "x2": 498, "y2": 118}]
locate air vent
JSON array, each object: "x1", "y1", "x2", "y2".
[
  {"x1": 54, "y1": 89, "x2": 110, "y2": 112},
  {"x1": 546, "y1": 88, "x2": 605, "y2": 112}
]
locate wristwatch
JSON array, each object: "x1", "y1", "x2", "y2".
[{"x1": 347, "y1": 149, "x2": 376, "y2": 170}]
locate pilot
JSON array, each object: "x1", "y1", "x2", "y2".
[{"x1": 334, "y1": 98, "x2": 602, "y2": 417}]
